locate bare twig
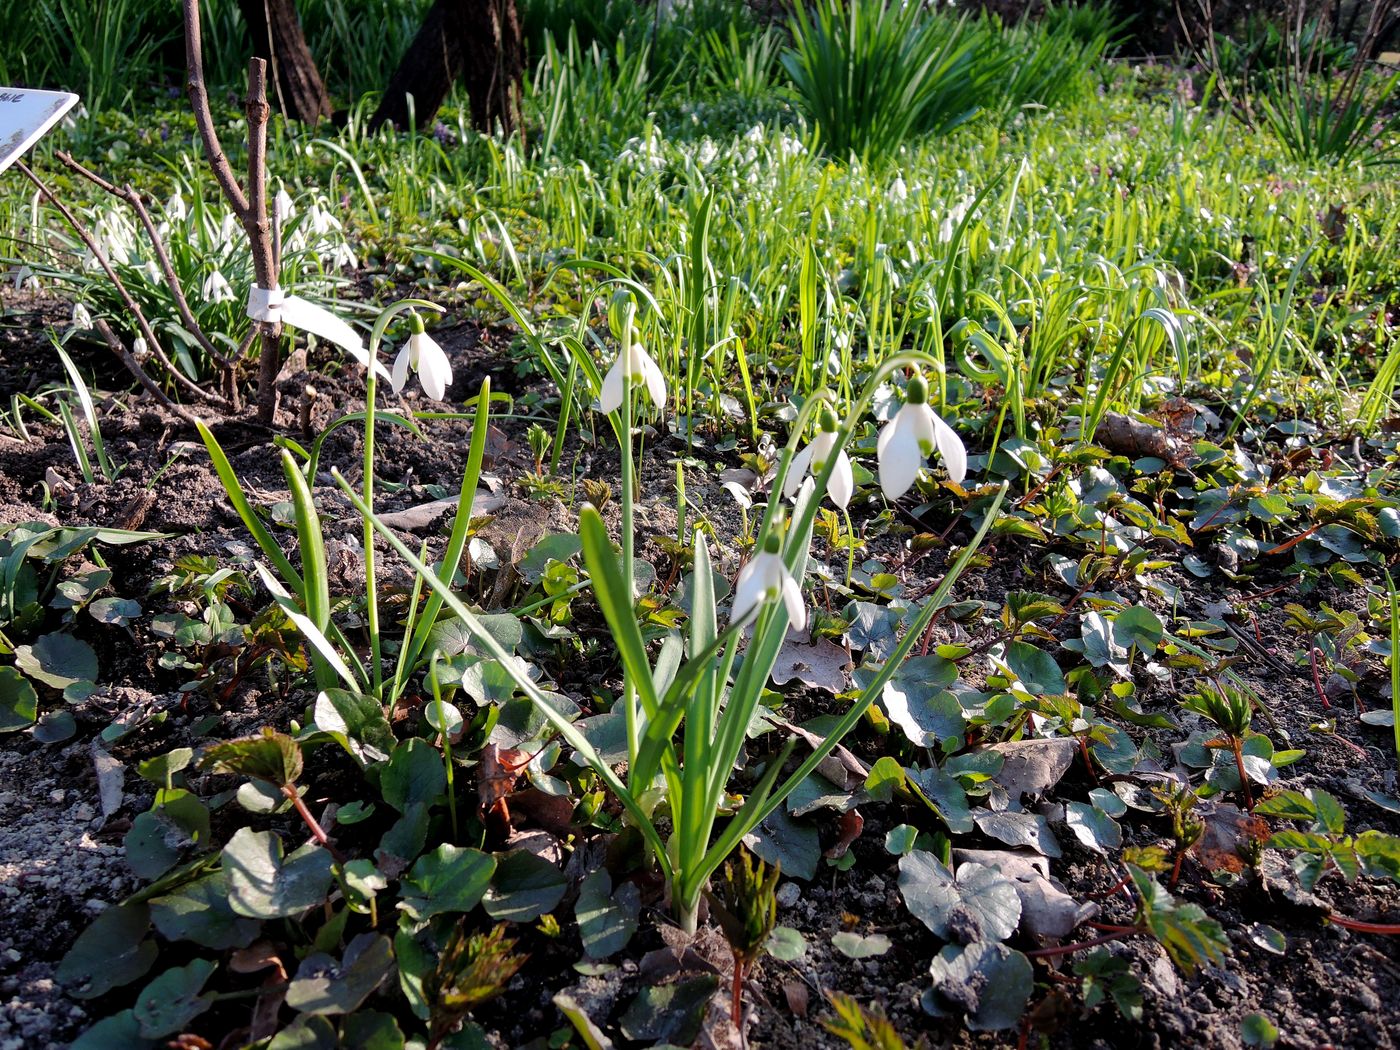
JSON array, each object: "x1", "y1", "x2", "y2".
[
  {"x1": 52, "y1": 149, "x2": 241, "y2": 408},
  {"x1": 92, "y1": 319, "x2": 201, "y2": 427},
  {"x1": 183, "y1": 0, "x2": 283, "y2": 423},
  {"x1": 14, "y1": 158, "x2": 231, "y2": 410}
]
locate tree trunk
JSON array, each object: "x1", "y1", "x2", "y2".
[
  {"x1": 371, "y1": 0, "x2": 523, "y2": 135},
  {"x1": 239, "y1": 0, "x2": 332, "y2": 124}
]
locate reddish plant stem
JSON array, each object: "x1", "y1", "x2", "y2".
[
  {"x1": 1232, "y1": 739, "x2": 1255, "y2": 812},
  {"x1": 1329, "y1": 915, "x2": 1400, "y2": 935},
  {"x1": 282, "y1": 784, "x2": 346, "y2": 863},
  {"x1": 731, "y1": 954, "x2": 745, "y2": 1038},
  {"x1": 1026, "y1": 928, "x2": 1140, "y2": 959},
  {"x1": 1309, "y1": 647, "x2": 1332, "y2": 711},
  {"x1": 1169, "y1": 849, "x2": 1185, "y2": 889}
]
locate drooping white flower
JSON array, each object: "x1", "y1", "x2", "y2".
[
  {"x1": 165, "y1": 191, "x2": 188, "y2": 224},
  {"x1": 274, "y1": 189, "x2": 295, "y2": 224},
  {"x1": 201, "y1": 270, "x2": 234, "y2": 304},
  {"x1": 391, "y1": 314, "x2": 453, "y2": 401},
  {"x1": 889, "y1": 175, "x2": 908, "y2": 202},
  {"x1": 598, "y1": 334, "x2": 666, "y2": 415},
  {"x1": 783, "y1": 406, "x2": 853, "y2": 510},
  {"x1": 876, "y1": 371, "x2": 967, "y2": 501},
  {"x1": 70, "y1": 302, "x2": 92, "y2": 330},
  {"x1": 731, "y1": 534, "x2": 806, "y2": 631},
  {"x1": 11, "y1": 265, "x2": 37, "y2": 292}
]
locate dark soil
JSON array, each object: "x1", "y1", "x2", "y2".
[{"x1": 1, "y1": 290, "x2": 1398, "y2": 1050}]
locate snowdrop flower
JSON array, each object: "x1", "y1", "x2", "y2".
[
  {"x1": 391, "y1": 313, "x2": 453, "y2": 401},
  {"x1": 599, "y1": 332, "x2": 666, "y2": 415},
  {"x1": 11, "y1": 265, "x2": 37, "y2": 291},
  {"x1": 731, "y1": 533, "x2": 806, "y2": 631},
  {"x1": 132, "y1": 336, "x2": 150, "y2": 361},
  {"x1": 165, "y1": 191, "x2": 187, "y2": 224},
  {"x1": 876, "y1": 371, "x2": 967, "y2": 501},
  {"x1": 70, "y1": 302, "x2": 92, "y2": 330},
  {"x1": 274, "y1": 189, "x2": 295, "y2": 224},
  {"x1": 784, "y1": 406, "x2": 853, "y2": 510},
  {"x1": 201, "y1": 270, "x2": 234, "y2": 304},
  {"x1": 888, "y1": 175, "x2": 908, "y2": 202}
]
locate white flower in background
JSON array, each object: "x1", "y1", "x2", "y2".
[
  {"x1": 11, "y1": 265, "x2": 38, "y2": 291},
  {"x1": 132, "y1": 336, "x2": 149, "y2": 360},
  {"x1": 938, "y1": 196, "x2": 973, "y2": 242},
  {"x1": 143, "y1": 260, "x2": 162, "y2": 285},
  {"x1": 731, "y1": 533, "x2": 807, "y2": 631},
  {"x1": 165, "y1": 191, "x2": 187, "y2": 224},
  {"x1": 599, "y1": 333, "x2": 666, "y2": 414},
  {"x1": 391, "y1": 313, "x2": 453, "y2": 401},
  {"x1": 889, "y1": 175, "x2": 909, "y2": 202},
  {"x1": 784, "y1": 405, "x2": 853, "y2": 510},
  {"x1": 274, "y1": 189, "x2": 295, "y2": 224},
  {"x1": 876, "y1": 371, "x2": 967, "y2": 500},
  {"x1": 201, "y1": 270, "x2": 234, "y2": 304},
  {"x1": 219, "y1": 212, "x2": 239, "y2": 244},
  {"x1": 70, "y1": 302, "x2": 92, "y2": 330}
]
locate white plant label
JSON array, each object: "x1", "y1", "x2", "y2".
[{"x1": 0, "y1": 87, "x2": 79, "y2": 176}]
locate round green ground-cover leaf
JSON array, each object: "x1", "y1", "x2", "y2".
[
  {"x1": 1002, "y1": 640, "x2": 1065, "y2": 695},
  {"x1": 32, "y1": 708, "x2": 76, "y2": 743},
  {"x1": 69, "y1": 1010, "x2": 158, "y2": 1050},
  {"x1": 576, "y1": 868, "x2": 641, "y2": 960},
  {"x1": 744, "y1": 806, "x2": 821, "y2": 880},
  {"x1": 899, "y1": 852, "x2": 1020, "y2": 944},
  {"x1": 767, "y1": 926, "x2": 807, "y2": 961},
  {"x1": 223, "y1": 828, "x2": 335, "y2": 919},
  {"x1": 286, "y1": 933, "x2": 395, "y2": 1015},
  {"x1": 619, "y1": 974, "x2": 720, "y2": 1044},
  {"x1": 150, "y1": 871, "x2": 260, "y2": 950},
  {"x1": 398, "y1": 844, "x2": 495, "y2": 921},
  {"x1": 124, "y1": 790, "x2": 211, "y2": 879},
  {"x1": 268, "y1": 1015, "x2": 338, "y2": 1049},
  {"x1": 380, "y1": 738, "x2": 446, "y2": 813},
  {"x1": 132, "y1": 958, "x2": 216, "y2": 1037},
  {"x1": 0, "y1": 667, "x2": 38, "y2": 733},
  {"x1": 880, "y1": 652, "x2": 963, "y2": 747},
  {"x1": 925, "y1": 941, "x2": 1033, "y2": 1031},
  {"x1": 483, "y1": 849, "x2": 568, "y2": 921},
  {"x1": 314, "y1": 688, "x2": 396, "y2": 763},
  {"x1": 88, "y1": 596, "x2": 141, "y2": 626},
  {"x1": 56, "y1": 902, "x2": 157, "y2": 999},
  {"x1": 15, "y1": 632, "x2": 97, "y2": 690},
  {"x1": 832, "y1": 931, "x2": 892, "y2": 958},
  {"x1": 341, "y1": 1011, "x2": 406, "y2": 1050},
  {"x1": 1113, "y1": 606, "x2": 1164, "y2": 653}
]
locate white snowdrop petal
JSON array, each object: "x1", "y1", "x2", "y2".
[
  {"x1": 391, "y1": 344, "x2": 412, "y2": 394},
  {"x1": 599, "y1": 361, "x2": 625, "y2": 414},
  {"x1": 783, "y1": 443, "x2": 816, "y2": 501},
  {"x1": 829, "y1": 450, "x2": 854, "y2": 509},
  {"x1": 781, "y1": 573, "x2": 807, "y2": 632},
  {"x1": 730, "y1": 560, "x2": 766, "y2": 624},
  {"x1": 932, "y1": 411, "x2": 967, "y2": 484}
]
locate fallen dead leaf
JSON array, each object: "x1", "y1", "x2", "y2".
[{"x1": 985, "y1": 738, "x2": 1078, "y2": 799}]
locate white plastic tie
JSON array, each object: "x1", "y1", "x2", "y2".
[{"x1": 246, "y1": 284, "x2": 387, "y2": 379}]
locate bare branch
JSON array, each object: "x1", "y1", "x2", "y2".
[
  {"x1": 183, "y1": 0, "x2": 250, "y2": 217},
  {"x1": 14, "y1": 159, "x2": 231, "y2": 410}
]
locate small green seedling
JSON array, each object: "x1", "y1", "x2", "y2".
[
  {"x1": 426, "y1": 922, "x2": 528, "y2": 1050},
  {"x1": 1181, "y1": 682, "x2": 1257, "y2": 810},
  {"x1": 706, "y1": 847, "x2": 780, "y2": 1026},
  {"x1": 1254, "y1": 788, "x2": 1400, "y2": 890}
]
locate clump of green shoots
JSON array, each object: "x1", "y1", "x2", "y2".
[
  {"x1": 1181, "y1": 682, "x2": 1257, "y2": 811},
  {"x1": 426, "y1": 922, "x2": 528, "y2": 1050},
  {"x1": 1153, "y1": 784, "x2": 1206, "y2": 888},
  {"x1": 706, "y1": 847, "x2": 780, "y2": 1027}
]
